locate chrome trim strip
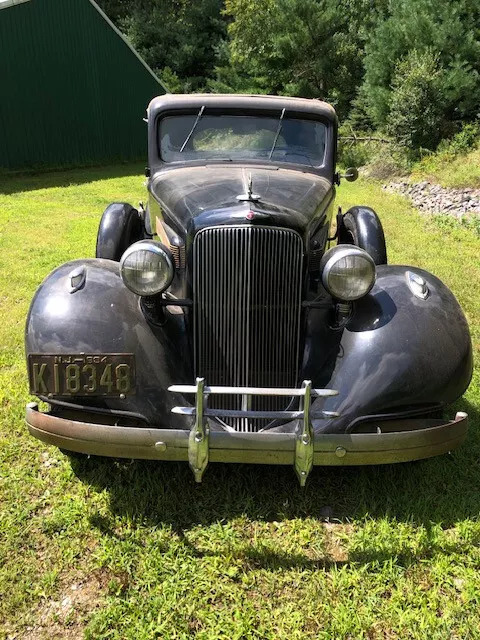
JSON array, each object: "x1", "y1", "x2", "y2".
[
  {"x1": 174, "y1": 378, "x2": 333, "y2": 479},
  {"x1": 172, "y1": 407, "x2": 339, "y2": 419},
  {"x1": 168, "y1": 384, "x2": 338, "y2": 397},
  {"x1": 26, "y1": 404, "x2": 469, "y2": 485},
  {"x1": 170, "y1": 379, "x2": 339, "y2": 482}
]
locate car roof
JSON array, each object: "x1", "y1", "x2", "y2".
[{"x1": 148, "y1": 93, "x2": 337, "y2": 122}]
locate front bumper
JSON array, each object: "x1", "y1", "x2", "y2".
[{"x1": 26, "y1": 403, "x2": 468, "y2": 483}]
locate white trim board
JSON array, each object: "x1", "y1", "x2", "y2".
[
  {"x1": 89, "y1": 0, "x2": 170, "y2": 93},
  {"x1": 0, "y1": 0, "x2": 31, "y2": 10}
]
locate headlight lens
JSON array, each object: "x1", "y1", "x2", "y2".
[
  {"x1": 320, "y1": 245, "x2": 376, "y2": 301},
  {"x1": 120, "y1": 240, "x2": 174, "y2": 296}
]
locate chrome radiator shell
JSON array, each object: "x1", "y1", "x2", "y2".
[{"x1": 192, "y1": 225, "x2": 304, "y2": 432}]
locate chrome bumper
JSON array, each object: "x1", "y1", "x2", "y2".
[
  {"x1": 26, "y1": 400, "x2": 468, "y2": 486},
  {"x1": 168, "y1": 378, "x2": 339, "y2": 484}
]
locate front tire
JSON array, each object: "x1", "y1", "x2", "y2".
[{"x1": 339, "y1": 206, "x2": 387, "y2": 265}]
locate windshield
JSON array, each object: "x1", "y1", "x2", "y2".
[{"x1": 158, "y1": 113, "x2": 327, "y2": 166}]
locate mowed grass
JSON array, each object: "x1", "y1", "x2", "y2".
[{"x1": 0, "y1": 165, "x2": 479, "y2": 640}]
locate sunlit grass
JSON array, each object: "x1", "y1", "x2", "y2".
[
  {"x1": 411, "y1": 146, "x2": 480, "y2": 188},
  {"x1": 0, "y1": 165, "x2": 478, "y2": 639}
]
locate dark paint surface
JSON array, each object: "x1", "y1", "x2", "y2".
[
  {"x1": 340, "y1": 206, "x2": 388, "y2": 265},
  {"x1": 96, "y1": 203, "x2": 143, "y2": 262},
  {"x1": 26, "y1": 260, "x2": 191, "y2": 429},
  {"x1": 24, "y1": 95, "x2": 472, "y2": 438},
  {"x1": 148, "y1": 165, "x2": 333, "y2": 241},
  {"x1": 300, "y1": 266, "x2": 472, "y2": 433},
  {"x1": 26, "y1": 260, "x2": 473, "y2": 434}
]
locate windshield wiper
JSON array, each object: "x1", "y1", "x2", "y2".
[
  {"x1": 179, "y1": 105, "x2": 205, "y2": 153},
  {"x1": 268, "y1": 108, "x2": 286, "y2": 160}
]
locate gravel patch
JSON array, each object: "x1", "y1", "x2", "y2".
[{"x1": 383, "y1": 180, "x2": 480, "y2": 220}]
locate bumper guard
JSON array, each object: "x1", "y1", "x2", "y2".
[
  {"x1": 169, "y1": 378, "x2": 339, "y2": 484},
  {"x1": 26, "y1": 378, "x2": 469, "y2": 485}
]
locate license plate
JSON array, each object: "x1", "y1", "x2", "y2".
[{"x1": 28, "y1": 354, "x2": 136, "y2": 397}]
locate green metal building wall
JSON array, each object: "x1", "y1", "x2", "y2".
[{"x1": 0, "y1": 0, "x2": 167, "y2": 169}]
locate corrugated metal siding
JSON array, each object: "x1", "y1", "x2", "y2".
[{"x1": 0, "y1": 0, "x2": 166, "y2": 169}]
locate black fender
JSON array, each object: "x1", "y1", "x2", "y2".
[
  {"x1": 26, "y1": 262, "x2": 472, "y2": 437},
  {"x1": 306, "y1": 265, "x2": 473, "y2": 434},
  {"x1": 339, "y1": 206, "x2": 387, "y2": 265},
  {"x1": 96, "y1": 203, "x2": 144, "y2": 261},
  {"x1": 25, "y1": 259, "x2": 192, "y2": 427}
]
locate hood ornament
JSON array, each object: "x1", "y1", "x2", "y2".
[{"x1": 237, "y1": 173, "x2": 261, "y2": 202}]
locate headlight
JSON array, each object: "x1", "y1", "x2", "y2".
[
  {"x1": 320, "y1": 245, "x2": 376, "y2": 301},
  {"x1": 120, "y1": 240, "x2": 174, "y2": 296}
]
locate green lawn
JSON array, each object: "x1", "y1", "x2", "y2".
[{"x1": 0, "y1": 165, "x2": 479, "y2": 639}]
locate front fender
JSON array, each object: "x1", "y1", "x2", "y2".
[
  {"x1": 25, "y1": 259, "x2": 192, "y2": 427},
  {"x1": 311, "y1": 265, "x2": 473, "y2": 433},
  {"x1": 95, "y1": 203, "x2": 143, "y2": 261}
]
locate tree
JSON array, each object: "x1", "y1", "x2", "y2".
[
  {"x1": 97, "y1": 0, "x2": 227, "y2": 92},
  {"x1": 221, "y1": 0, "x2": 387, "y2": 117},
  {"x1": 361, "y1": 0, "x2": 480, "y2": 130},
  {"x1": 385, "y1": 50, "x2": 445, "y2": 152}
]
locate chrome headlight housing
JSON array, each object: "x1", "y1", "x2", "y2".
[
  {"x1": 120, "y1": 240, "x2": 174, "y2": 296},
  {"x1": 320, "y1": 245, "x2": 376, "y2": 301}
]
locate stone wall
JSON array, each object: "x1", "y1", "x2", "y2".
[{"x1": 383, "y1": 181, "x2": 480, "y2": 220}]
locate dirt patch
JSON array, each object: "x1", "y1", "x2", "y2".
[
  {"x1": 321, "y1": 522, "x2": 352, "y2": 564},
  {"x1": 11, "y1": 568, "x2": 123, "y2": 640}
]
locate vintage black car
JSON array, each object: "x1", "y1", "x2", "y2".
[{"x1": 26, "y1": 94, "x2": 473, "y2": 484}]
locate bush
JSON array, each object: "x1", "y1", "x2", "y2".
[
  {"x1": 338, "y1": 142, "x2": 373, "y2": 169},
  {"x1": 362, "y1": 145, "x2": 412, "y2": 180},
  {"x1": 410, "y1": 124, "x2": 480, "y2": 188},
  {"x1": 158, "y1": 67, "x2": 183, "y2": 93},
  {"x1": 385, "y1": 50, "x2": 445, "y2": 154},
  {"x1": 436, "y1": 122, "x2": 480, "y2": 157},
  {"x1": 337, "y1": 125, "x2": 373, "y2": 168},
  {"x1": 337, "y1": 122, "x2": 412, "y2": 177}
]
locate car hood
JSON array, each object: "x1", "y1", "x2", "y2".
[{"x1": 149, "y1": 165, "x2": 332, "y2": 235}]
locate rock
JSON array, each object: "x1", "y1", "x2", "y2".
[{"x1": 384, "y1": 179, "x2": 480, "y2": 224}]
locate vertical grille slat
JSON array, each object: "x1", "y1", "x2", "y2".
[{"x1": 193, "y1": 226, "x2": 303, "y2": 432}]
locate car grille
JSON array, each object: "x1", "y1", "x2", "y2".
[{"x1": 193, "y1": 225, "x2": 304, "y2": 432}]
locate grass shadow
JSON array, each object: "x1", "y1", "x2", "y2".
[
  {"x1": 0, "y1": 162, "x2": 145, "y2": 195},
  {"x1": 69, "y1": 399, "x2": 480, "y2": 536}
]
